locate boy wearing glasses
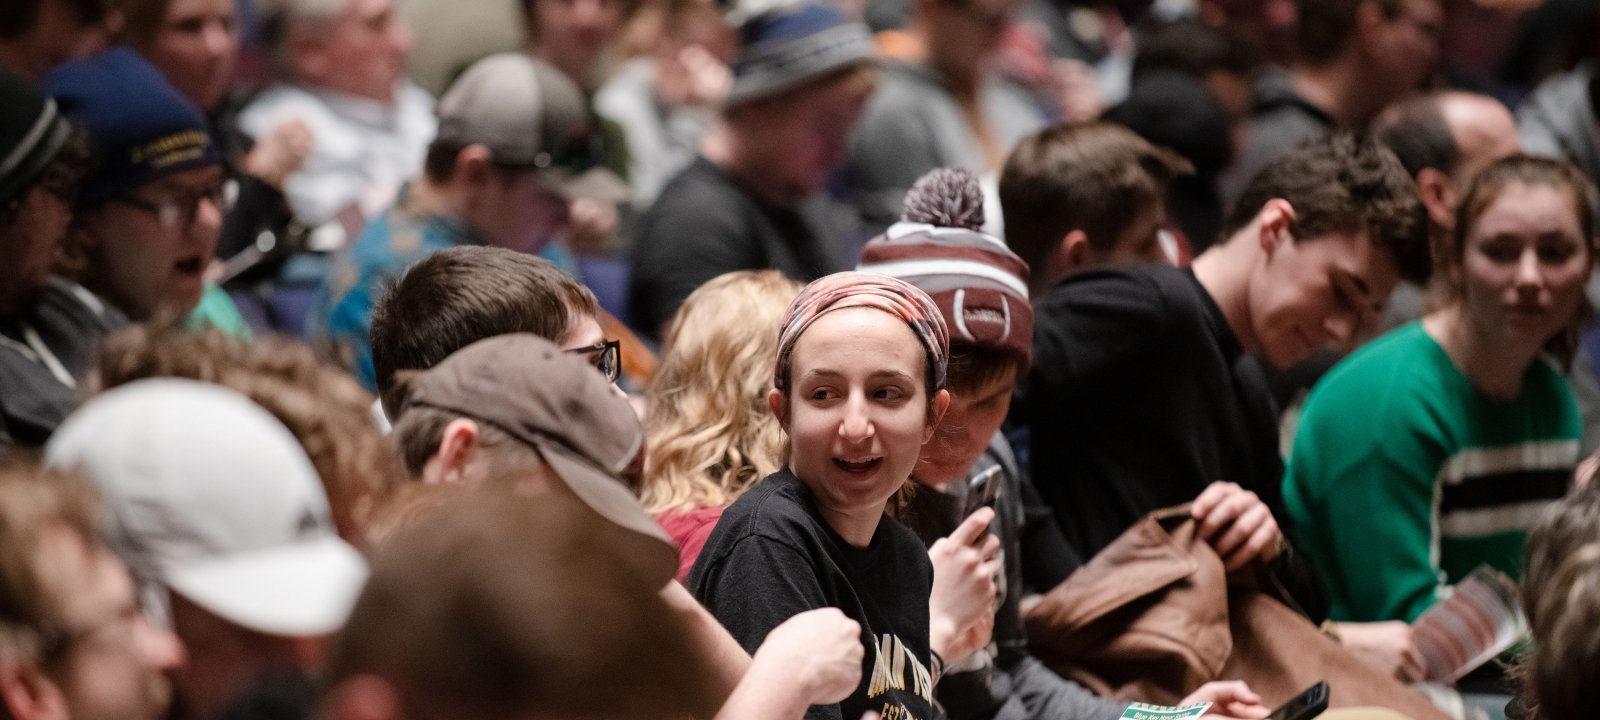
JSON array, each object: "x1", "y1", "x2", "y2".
[
  {"x1": 45, "y1": 48, "x2": 250, "y2": 337},
  {"x1": 314, "y1": 52, "x2": 626, "y2": 390},
  {"x1": 369, "y1": 245, "x2": 621, "y2": 428}
]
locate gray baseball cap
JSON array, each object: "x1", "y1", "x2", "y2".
[
  {"x1": 393, "y1": 333, "x2": 678, "y2": 588},
  {"x1": 434, "y1": 53, "x2": 628, "y2": 203}
]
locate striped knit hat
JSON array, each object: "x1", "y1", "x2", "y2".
[
  {"x1": 726, "y1": 1, "x2": 874, "y2": 108},
  {"x1": 0, "y1": 68, "x2": 70, "y2": 207},
  {"x1": 857, "y1": 168, "x2": 1033, "y2": 366}
]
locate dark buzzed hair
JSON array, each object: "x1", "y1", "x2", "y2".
[
  {"x1": 1225, "y1": 131, "x2": 1428, "y2": 284},
  {"x1": 370, "y1": 246, "x2": 599, "y2": 413}
]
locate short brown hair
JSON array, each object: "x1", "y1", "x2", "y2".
[
  {"x1": 326, "y1": 489, "x2": 715, "y2": 718},
  {"x1": 0, "y1": 466, "x2": 102, "y2": 665},
  {"x1": 370, "y1": 246, "x2": 599, "y2": 413},
  {"x1": 1295, "y1": 0, "x2": 1405, "y2": 66},
  {"x1": 1000, "y1": 122, "x2": 1191, "y2": 279},
  {"x1": 1225, "y1": 131, "x2": 1428, "y2": 284},
  {"x1": 89, "y1": 328, "x2": 404, "y2": 545}
]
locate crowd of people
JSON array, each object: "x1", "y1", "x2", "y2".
[{"x1": 2, "y1": 0, "x2": 1600, "y2": 719}]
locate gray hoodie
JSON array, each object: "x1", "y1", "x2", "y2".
[{"x1": 1518, "y1": 62, "x2": 1600, "y2": 183}]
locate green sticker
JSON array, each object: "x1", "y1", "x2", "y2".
[{"x1": 1118, "y1": 702, "x2": 1212, "y2": 720}]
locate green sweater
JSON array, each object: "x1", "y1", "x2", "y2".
[{"x1": 1284, "y1": 322, "x2": 1579, "y2": 622}]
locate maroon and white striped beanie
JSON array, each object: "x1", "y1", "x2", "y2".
[{"x1": 857, "y1": 221, "x2": 1033, "y2": 367}]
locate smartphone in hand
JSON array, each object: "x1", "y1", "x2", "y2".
[{"x1": 1266, "y1": 682, "x2": 1328, "y2": 720}]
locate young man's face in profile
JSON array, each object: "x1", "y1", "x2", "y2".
[{"x1": 1248, "y1": 229, "x2": 1398, "y2": 368}]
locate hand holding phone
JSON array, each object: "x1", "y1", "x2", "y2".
[{"x1": 1266, "y1": 682, "x2": 1328, "y2": 720}]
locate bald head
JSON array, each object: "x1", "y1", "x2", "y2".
[
  {"x1": 1376, "y1": 91, "x2": 1521, "y2": 235},
  {"x1": 1435, "y1": 91, "x2": 1520, "y2": 187}
]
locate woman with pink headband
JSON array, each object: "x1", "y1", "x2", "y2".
[{"x1": 689, "y1": 271, "x2": 999, "y2": 720}]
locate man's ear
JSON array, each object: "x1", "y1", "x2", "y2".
[
  {"x1": 1415, "y1": 167, "x2": 1455, "y2": 231},
  {"x1": 1353, "y1": 0, "x2": 1388, "y2": 52},
  {"x1": 327, "y1": 676, "x2": 403, "y2": 720},
  {"x1": 421, "y1": 418, "x2": 481, "y2": 485},
  {"x1": 1255, "y1": 199, "x2": 1296, "y2": 256},
  {"x1": 922, "y1": 389, "x2": 952, "y2": 444},
  {"x1": 1055, "y1": 229, "x2": 1090, "y2": 273},
  {"x1": 0, "y1": 662, "x2": 65, "y2": 720},
  {"x1": 767, "y1": 388, "x2": 789, "y2": 431},
  {"x1": 454, "y1": 145, "x2": 496, "y2": 189}
]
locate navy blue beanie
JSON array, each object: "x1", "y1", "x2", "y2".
[
  {"x1": 44, "y1": 48, "x2": 221, "y2": 208},
  {"x1": 727, "y1": 2, "x2": 874, "y2": 108}
]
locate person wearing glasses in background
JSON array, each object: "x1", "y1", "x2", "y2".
[
  {"x1": 364, "y1": 245, "x2": 624, "y2": 432},
  {"x1": 45, "y1": 47, "x2": 252, "y2": 337},
  {"x1": 314, "y1": 51, "x2": 627, "y2": 391}
]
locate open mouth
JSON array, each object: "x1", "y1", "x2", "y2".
[
  {"x1": 173, "y1": 256, "x2": 205, "y2": 277},
  {"x1": 834, "y1": 457, "x2": 883, "y2": 474}
]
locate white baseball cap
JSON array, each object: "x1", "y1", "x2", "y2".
[{"x1": 45, "y1": 379, "x2": 367, "y2": 637}]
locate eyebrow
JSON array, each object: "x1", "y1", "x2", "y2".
[{"x1": 801, "y1": 368, "x2": 917, "y2": 382}]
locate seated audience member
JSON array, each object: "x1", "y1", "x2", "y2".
[
  {"x1": 1222, "y1": 0, "x2": 1442, "y2": 204},
  {"x1": 999, "y1": 122, "x2": 1191, "y2": 294},
  {"x1": 863, "y1": 167, "x2": 1269, "y2": 720},
  {"x1": 521, "y1": 0, "x2": 627, "y2": 93},
  {"x1": 88, "y1": 327, "x2": 406, "y2": 544},
  {"x1": 1102, "y1": 77, "x2": 1232, "y2": 257},
  {"x1": 629, "y1": 1, "x2": 874, "y2": 340},
  {"x1": 1516, "y1": 478, "x2": 1600, "y2": 720},
  {"x1": 642, "y1": 270, "x2": 803, "y2": 581},
  {"x1": 316, "y1": 52, "x2": 624, "y2": 388},
  {"x1": 1017, "y1": 132, "x2": 1428, "y2": 622},
  {"x1": 0, "y1": 0, "x2": 106, "y2": 79},
  {"x1": 323, "y1": 489, "x2": 722, "y2": 720},
  {"x1": 1373, "y1": 90, "x2": 1522, "y2": 329},
  {"x1": 240, "y1": 0, "x2": 431, "y2": 228},
  {"x1": 1284, "y1": 157, "x2": 1594, "y2": 677},
  {"x1": 843, "y1": 0, "x2": 1045, "y2": 232},
  {"x1": 1516, "y1": 26, "x2": 1599, "y2": 186},
  {"x1": 593, "y1": 0, "x2": 731, "y2": 208},
  {"x1": 46, "y1": 48, "x2": 249, "y2": 335},
  {"x1": 368, "y1": 245, "x2": 613, "y2": 419},
  {"x1": 0, "y1": 466, "x2": 184, "y2": 720},
  {"x1": 112, "y1": 0, "x2": 315, "y2": 266},
  {"x1": 44, "y1": 379, "x2": 369, "y2": 720},
  {"x1": 1128, "y1": 17, "x2": 1258, "y2": 124},
  {"x1": 691, "y1": 272, "x2": 1004, "y2": 720},
  {"x1": 387, "y1": 332, "x2": 865, "y2": 720},
  {"x1": 0, "y1": 68, "x2": 122, "y2": 453}
]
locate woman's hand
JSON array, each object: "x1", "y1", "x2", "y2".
[
  {"x1": 928, "y1": 507, "x2": 1002, "y2": 664},
  {"x1": 1180, "y1": 680, "x2": 1269, "y2": 719},
  {"x1": 1192, "y1": 482, "x2": 1285, "y2": 571}
]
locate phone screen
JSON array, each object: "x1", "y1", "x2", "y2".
[{"x1": 963, "y1": 464, "x2": 1004, "y2": 518}]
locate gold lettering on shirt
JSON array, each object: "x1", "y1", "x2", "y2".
[{"x1": 866, "y1": 634, "x2": 933, "y2": 703}]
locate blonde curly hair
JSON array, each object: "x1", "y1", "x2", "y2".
[{"x1": 641, "y1": 271, "x2": 801, "y2": 515}]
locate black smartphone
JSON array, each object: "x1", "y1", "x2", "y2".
[
  {"x1": 1266, "y1": 681, "x2": 1328, "y2": 720},
  {"x1": 962, "y1": 464, "x2": 1004, "y2": 519}
]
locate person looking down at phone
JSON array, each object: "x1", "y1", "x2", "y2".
[
  {"x1": 690, "y1": 271, "x2": 990, "y2": 720},
  {"x1": 861, "y1": 167, "x2": 1270, "y2": 720}
]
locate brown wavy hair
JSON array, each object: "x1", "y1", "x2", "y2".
[{"x1": 89, "y1": 328, "x2": 405, "y2": 546}]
